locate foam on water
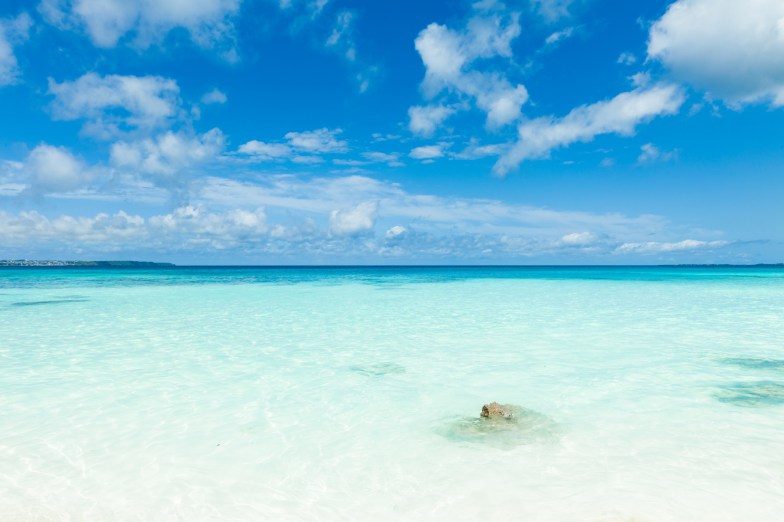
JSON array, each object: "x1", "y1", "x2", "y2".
[{"x1": 1, "y1": 266, "x2": 784, "y2": 521}]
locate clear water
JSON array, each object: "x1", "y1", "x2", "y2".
[{"x1": 2, "y1": 266, "x2": 784, "y2": 521}]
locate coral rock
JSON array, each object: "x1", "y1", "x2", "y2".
[{"x1": 481, "y1": 402, "x2": 513, "y2": 418}]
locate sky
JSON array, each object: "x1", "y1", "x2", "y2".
[{"x1": 0, "y1": 0, "x2": 783, "y2": 265}]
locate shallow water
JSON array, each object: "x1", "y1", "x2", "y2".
[{"x1": 1, "y1": 266, "x2": 784, "y2": 521}]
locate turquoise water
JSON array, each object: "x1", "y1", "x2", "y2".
[{"x1": 2, "y1": 266, "x2": 784, "y2": 521}]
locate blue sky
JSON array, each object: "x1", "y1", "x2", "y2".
[{"x1": 0, "y1": 0, "x2": 782, "y2": 264}]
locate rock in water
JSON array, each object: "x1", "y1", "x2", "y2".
[
  {"x1": 438, "y1": 403, "x2": 560, "y2": 448},
  {"x1": 481, "y1": 402, "x2": 513, "y2": 418}
]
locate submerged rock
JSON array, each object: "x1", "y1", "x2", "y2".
[
  {"x1": 350, "y1": 362, "x2": 406, "y2": 377},
  {"x1": 481, "y1": 402, "x2": 513, "y2": 418},
  {"x1": 438, "y1": 404, "x2": 559, "y2": 449},
  {"x1": 713, "y1": 381, "x2": 784, "y2": 407}
]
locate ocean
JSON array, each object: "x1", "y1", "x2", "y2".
[{"x1": 2, "y1": 266, "x2": 783, "y2": 521}]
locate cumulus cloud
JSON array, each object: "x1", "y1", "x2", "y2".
[
  {"x1": 38, "y1": 0, "x2": 241, "y2": 59},
  {"x1": 0, "y1": 205, "x2": 267, "y2": 251},
  {"x1": 201, "y1": 88, "x2": 227, "y2": 105},
  {"x1": 410, "y1": 144, "x2": 448, "y2": 160},
  {"x1": 412, "y1": 3, "x2": 528, "y2": 131},
  {"x1": 385, "y1": 225, "x2": 407, "y2": 239},
  {"x1": 21, "y1": 143, "x2": 96, "y2": 194},
  {"x1": 1, "y1": 171, "x2": 737, "y2": 260},
  {"x1": 195, "y1": 174, "x2": 673, "y2": 247},
  {"x1": 237, "y1": 140, "x2": 291, "y2": 160},
  {"x1": 615, "y1": 239, "x2": 729, "y2": 254},
  {"x1": 0, "y1": 210, "x2": 145, "y2": 247},
  {"x1": 48, "y1": 73, "x2": 181, "y2": 138},
  {"x1": 494, "y1": 84, "x2": 685, "y2": 175},
  {"x1": 559, "y1": 231, "x2": 597, "y2": 246},
  {"x1": 629, "y1": 71, "x2": 651, "y2": 88},
  {"x1": 408, "y1": 105, "x2": 456, "y2": 137},
  {"x1": 362, "y1": 151, "x2": 401, "y2": 165},
  {"x1": 110, "y1": 128, "x2": 225, "y2": 177},
  {"x1": 236, "y1": 128, "x2": 349, "y2": 164},
  {"x1": 329, "y1": 201, "x2": 377, "y2": 236},
  {"x1": 284, "y1": 128, "x2": 347, "y2": 153},
  {"x1": 531, "y1": 0, "x2": 575, "y2": 21},
  {"x1": 0, "y1": 13, "x2": 32, "y2": 87},
  {"x1": 148, "y1": 205, "x2": 267, "y2": 242},
  {"x1": 25, "y1": 145, "x2": 85, "y2": 192},
  {"x1": 648, "y1": 0, "x2": 784, "y2": 107}
]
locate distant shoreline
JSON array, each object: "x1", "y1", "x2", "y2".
[
  {"x1": 1, "y1": 261, "x2": 782, "y2": 269},
  {"x1": 0, "y1": 260, "x2": 176, "y2": 267}
]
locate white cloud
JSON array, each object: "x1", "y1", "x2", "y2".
[
  {"x1": 545, "y1": 27, "x2": 573, "y2": 45},
  {"x1": 531, "y1": 0, "x2": 575, "y2": 21},
  {"x1": 23, "y1": 143, "x2": 96, "y2": 194},
  {"x1": 0, "y1": 210, "x2": 145, "y2": 247},
  {"x1": 362, "y1": 151, "x2": 402, "y2": 166},
  {"x1": 188, "y1": 176, "x2": 670, "y2": 241},
  {"x1": 617, "y1": 52, "x2": 636, "y2": 66},
  {"x1": 494, "y1": 84, "x2": 685, "y2": 175},
  {"x1": 329, "y1": 201, "x2": 377, "y2": 236},
  {"x1": 38, "y1": 0, "x2": 241, "y2": 59},
  {"x1": 201, "y1": 88, "x2": 227, "y2": 105},
  {"x1": 0, "y1": 206, "x2": 267, "y2": 251},
  {"x1": 284, "y1": 128, "x2": 347, "y2": 153},
  {"x1": 615, "y1": 239, "x2": 729, "y2": 254},
  {"x1": 309, "y1": 0, "x2": 329, "y2": 17},
  {"x1": 48, "y1": 73, "x2": 181, "y2": 138},
  {"x1": 455, "y1": 140, "x2": 506, "y2": 160},
  {"x1": 0, "y1": 13, "x2": 32, "y2": 87},
  {"x1": 323, "y1": 9, "x2": 376, "y2": 92},
  {"x1": 648, "y1": 0, "x2": 784, "y2": 107},
  {"x1": 408, "y1": 104, "x2": 456, "y2": 137},
  {"x1": 629, "y1": 72, "x2": 651, "y2": 88},
  {"x1": 148, "y1": 205, "x2": 267, "y2": 241},
  {"x1": 110, "y1": 128, "x2": 225, "y2": 177},
  {"x1": 413, "y1": 5, "x2": 528, "y2": 130},
  {"x1": 332, "y1": 159, "x2": 366, "y2": 167},
  {"x1": 559, "y1": 231, "x2": 596, "y2": 245},
  {"x1": 235, "y1": 128, "x2": 348, "y2": 164},
  {"x1": 278, "y1": 0, "x2": 330, "y2": 18},
  {"x1": 410, "y1": 144, "x2": 447, "y2": 160},
  {"x1": 385, "y1": 225, "x2": 407, "y2": 239},
  {"x1": 2, "y1": 172, "x2": 734, "y2": 260},
  {"x1": 237, "y1": 140, "x2": 291, "y2": 160},
  {"x1": 326, "y1": 10, "x2": 356, "y2": 61},
  {"x1": 637, "y1": 143, "x2": 678, "y2": 164},
  {"x1": 291, "y1": 155, "x2": 324, "y2": 164}
]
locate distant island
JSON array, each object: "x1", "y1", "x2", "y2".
[{"x1": 0, "y1": 260, "x2": 176, "y2": 267}]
